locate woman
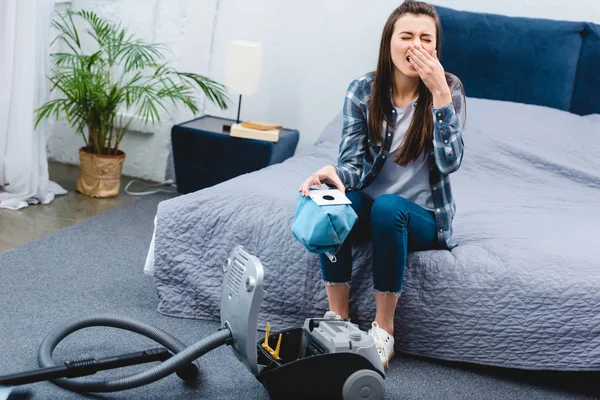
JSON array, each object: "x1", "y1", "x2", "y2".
[{"x1": 299, "y1": 0, "x2": 466, "y2": 368}]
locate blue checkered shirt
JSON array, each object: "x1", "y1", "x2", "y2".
[{"x1": 334, "y1": 72, "x2": 465, "y2": 248}]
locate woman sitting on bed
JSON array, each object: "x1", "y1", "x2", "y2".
[{"x1": 299, "y1": 0, "x2": 466, "y2": 368}]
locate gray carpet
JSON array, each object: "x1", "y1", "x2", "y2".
[{"x1": 0, "y1": 193, "x2": 598, "y2": 400}]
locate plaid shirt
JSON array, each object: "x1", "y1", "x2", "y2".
[{"x1": 335, "y1": 72, "x2": 465, "y2": 248}]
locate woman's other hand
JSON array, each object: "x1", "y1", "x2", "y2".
[{"x1": 298, "y1": 165, "x2": 346, "y2": 197}]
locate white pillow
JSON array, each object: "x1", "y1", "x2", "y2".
[{"x1": 462, "y1": 97, "x2": 599, "y2": 181}]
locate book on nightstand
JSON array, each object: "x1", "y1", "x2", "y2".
[{"x1": 230, "y1": 121, "x2": 282, "y2": 142}]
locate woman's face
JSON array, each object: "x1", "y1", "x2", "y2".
[{"x1": 390, "y1": 13, "x2": 437, "y2": 79}]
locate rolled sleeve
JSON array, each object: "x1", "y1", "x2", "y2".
[
  {"x1": 335, "y1": 165, "x2": 356, "y2": 188},
  {"x1": 433, "y1": 103, "x2": 455, "y2": 134},
  {"x1": 431, "y1": 78, "x2": 465, "y2": 174},
  {"x1": 336, "y1": 79, "x2": 368, "y2": 190}
]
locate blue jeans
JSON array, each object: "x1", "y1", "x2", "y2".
[{"x1": 319, "y1": 191, "x2": 440, "y2": 293}]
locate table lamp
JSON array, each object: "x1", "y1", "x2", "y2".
[{"x1": 223, "y1": 40, "x2": 263, "y2": 132}]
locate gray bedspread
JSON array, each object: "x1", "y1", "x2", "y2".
[{"x1": 153, "y1": 98, "x2": 600, "y2": 371}]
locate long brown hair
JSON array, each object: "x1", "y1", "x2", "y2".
[{"x1": 369, "y1": 1, "x2": 465, "y2": 166}]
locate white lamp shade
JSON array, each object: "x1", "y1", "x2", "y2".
[{"x1": 225, "y1": 40, "x2": 263, "y2": 96}]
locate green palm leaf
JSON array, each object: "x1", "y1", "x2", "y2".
[{"x1": 36, "y1": 9, "x2": 230, "y2": 155}]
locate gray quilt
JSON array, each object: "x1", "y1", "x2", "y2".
[{"x1": 153, "y1": 98, "x2": 600, "y2": 371}]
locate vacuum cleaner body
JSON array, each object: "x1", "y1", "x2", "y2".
[
  {"x1": 220, "y1": 245, "x2": 265, "y2": 376},
  {"x1": 221, "y1": 246, "x2": 386, "y2": 400}
]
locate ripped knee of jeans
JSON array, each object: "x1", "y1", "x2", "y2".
[
  {"x1": 323, "y1": 280, "x2": 351, "y2": 288},
  {"x1": 374, "y1": 288, "x2": 402, "y2": 296}
]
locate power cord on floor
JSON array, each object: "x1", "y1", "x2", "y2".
[{"x1": 124, "y1": 179, "x2": 178, "y2": 196}]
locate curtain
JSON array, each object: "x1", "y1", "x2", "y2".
[{"x1": 0, "y1": 0, "x2": 66, "y2": 210}]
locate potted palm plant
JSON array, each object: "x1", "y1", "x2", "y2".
[{"x1": 35, "y1": 10, "x2": 230, "y2": 197}]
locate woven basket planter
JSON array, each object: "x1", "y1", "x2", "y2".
[{"x1": 76, "y1": 147, "x2": 126, "y2": 198}]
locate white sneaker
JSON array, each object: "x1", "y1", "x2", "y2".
[{"x1": 367, "y1": 321, "x2": 395, "y2": 368}]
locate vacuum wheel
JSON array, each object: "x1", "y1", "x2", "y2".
[{"x1": 342, "y1": 369, "x2": 385, "y2": 400}]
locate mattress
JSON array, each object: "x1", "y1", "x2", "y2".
[{"x1": 150, "y1": 98, "x2": 600, "y2": 370}]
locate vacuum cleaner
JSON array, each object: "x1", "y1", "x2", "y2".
[{"x1": 0, "y1": 246, "x2": 385, "y2": 400}]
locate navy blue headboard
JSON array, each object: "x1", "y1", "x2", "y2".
[
  {"x1": 571, "y1": 23, "x2": 600, "y2": 115},
  {"x1": 434, "y1": 6, "x2": 600, "y2": 116}
]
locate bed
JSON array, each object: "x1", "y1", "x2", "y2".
[{"x1": 146, "y1": 6, "x2": 600, "y2": 371}]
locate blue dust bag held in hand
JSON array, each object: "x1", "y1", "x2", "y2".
[
  {"x1": 291, "y1": 190, "x2": 358, "y2": 262},
  {"x1": 0, "y1": 386, "x2": 13, "y2": 400}
]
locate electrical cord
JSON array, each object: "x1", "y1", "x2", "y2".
[{"x1": 124, "y1": 179, "x2": 178, "y2": 196}]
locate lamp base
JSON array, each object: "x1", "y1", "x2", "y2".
[{"x1": 223, "y1": 94, "x2": 243, "y2": 133}]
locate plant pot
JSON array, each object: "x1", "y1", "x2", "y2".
[{"x1": 76, "y1": 147, "x2": 126, "y2": 198}]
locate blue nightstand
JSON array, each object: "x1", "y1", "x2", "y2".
[{"x1": 171, "y1": 115, "x2": 300, "y2": 194}]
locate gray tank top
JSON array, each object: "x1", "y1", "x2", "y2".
[{"x1": 362, "y1": 99, "x2": 435, "y2": 211}]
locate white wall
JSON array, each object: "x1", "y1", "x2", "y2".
[{"x1": 47, "y1": 0, "x2": 600, "y2": 181}]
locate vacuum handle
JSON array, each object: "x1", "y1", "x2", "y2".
[{"x1": 0, "y1": 348, "x2": 171, "y2": 386}]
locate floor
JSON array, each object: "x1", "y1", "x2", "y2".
[{"x1": 0, "y1": 162, "x2": 168, "y2": 253}]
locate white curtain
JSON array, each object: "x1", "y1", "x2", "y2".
[{"x1": 0, "y1": 0, "x2": 66, "y2": 210}]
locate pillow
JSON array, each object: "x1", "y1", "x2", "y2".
[
  {"x1": 314, "y1": 112, "x2": 343, "y2": 148},
  {"x1": 460, "y1": 97, "x2": 599, "y2": 187}
]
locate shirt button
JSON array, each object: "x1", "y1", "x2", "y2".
[
  {"x1": 382, "y1": 155, "x2": 386, "y2": 159},
  {"x1": 437, "y1": 112, "x2": 441, "y2": 116},
  {"x1": 444, "y1": 140, "x2": 448, "y2": 144},
  {"x1": 439, "y1": 229, "x2": 443, "y2": 232},
  {"x1": 438, "y1": 119, "x2": 443, "y2": 123},
  {"x1": 387, "y1": 133, "x2": 391, "y2": 137},
  {"x1": 392, "y1": 110, "x2": 396, "y2": 113}
]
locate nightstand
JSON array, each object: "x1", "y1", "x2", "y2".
[{"x1": 171, "y1": 115, "x2": 300, "y2": 194}]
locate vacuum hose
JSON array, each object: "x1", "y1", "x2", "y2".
[{"x1": 36, "y1": 315, "x2": 232, "y2": 393}]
